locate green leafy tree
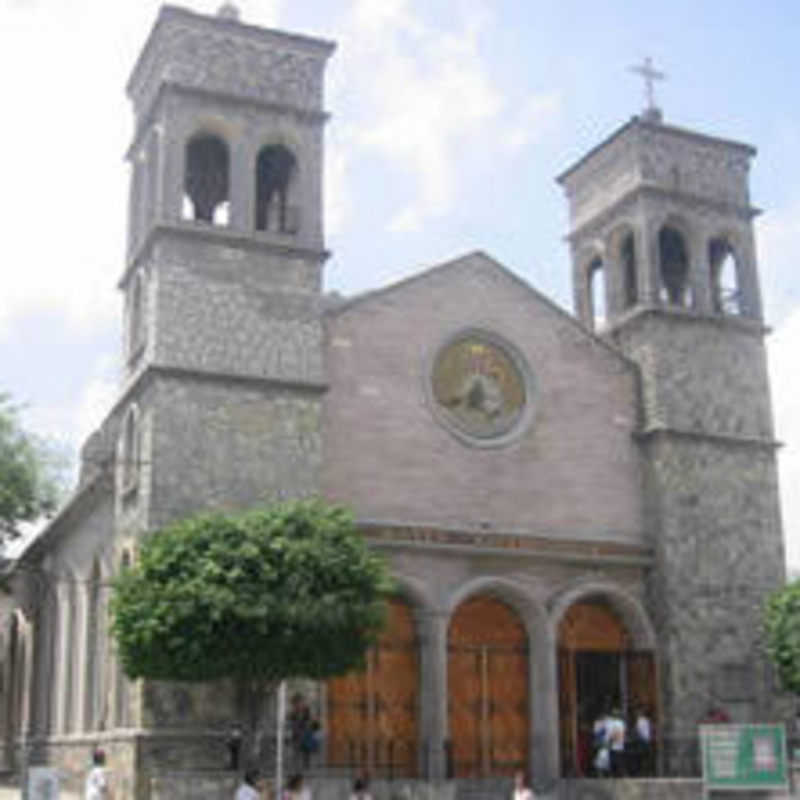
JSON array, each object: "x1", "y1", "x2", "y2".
[
  {"x1": 111, "y1": 500, "x2": 392, "y2": 752},
  {"x1": 0, "y1": 393, "x2": 65, "y2": 540},
  {"x1": 764, "y1": 578, "x2": 800, "y2": 694}
]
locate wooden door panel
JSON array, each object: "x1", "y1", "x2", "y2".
[
  {"x1": 327, "y1": 598, "x2": 419, "y2": 773},
  {"x1": 448, "y1": 596, "x2": 529, "y2": 777}
]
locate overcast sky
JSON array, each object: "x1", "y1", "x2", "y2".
[{"x1": 3, "y1": 0, "x2": 800, "y2": 566}]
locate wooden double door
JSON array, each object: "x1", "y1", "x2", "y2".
[
  {"x1": 327, "y1": 598, "x2": 419, "y2": 775},
  {"x1": 447, "y1": 596, "x2": 529, "y2": 777}
]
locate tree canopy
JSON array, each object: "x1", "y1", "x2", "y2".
[
  {"x1": 764, "y1": 578, "x2": 800, "y2": 694},
  {"x1": 0, "y1": 393, "x2": 64, "y2": 540},
  {"x1": 110, "y1": 500, "x2": 392, "y2": 683}
]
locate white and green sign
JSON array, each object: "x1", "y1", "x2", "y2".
[{"x1": 700, "y1": 724, "x2": 788, "y2": 792}]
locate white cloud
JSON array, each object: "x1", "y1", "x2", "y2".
[
  {"x1": 768, "y1": 307, "x2": 800, "y2": 570},
  {"x1": 503, "y1": 92, "x2": 563, "y2": 153},
  {"x1": 326, "y1": 0, "x2": 560, "y2": 234}
]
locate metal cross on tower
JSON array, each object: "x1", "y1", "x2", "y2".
[{"x1": 629, "y1": 57, "x2": 666, "y2": 114}]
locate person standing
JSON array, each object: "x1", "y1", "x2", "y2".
[
  {"x1": 511, "y1": 770, "x2": 535, "y2": 800},
  {"x1": 606, "y1": 708, "x2": 626, "y2": 777},
  {"x1": 235, "y1": 769, "x2": 262, "y2": 800},
  {"x1": 85, "y1": 749, "x2": 113, "y2": 800},
  {"x1": 349, "y1": 776, "x2": 373, "y2": 800},
  {"x1": 284, "y1": 773, "x2": 312, "y2": 800},
  {"x1": 634, "y1": 707, "x2": 653, "y2": 776}
]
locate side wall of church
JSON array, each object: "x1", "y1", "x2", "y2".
[{"x1": 323, "y1": 254, "x2": 645, "y2": 543}]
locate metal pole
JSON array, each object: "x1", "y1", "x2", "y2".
[{"x1": 275, "y1": 681, "x2": 286, "y2": 798}]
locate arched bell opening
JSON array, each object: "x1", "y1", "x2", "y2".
[
  {"x1": 621, "y1": 233, "x2": 638, "y2": 309},
  {"x1": 557, "y1": 598, "x2": 657, "y2": 778},
  {"x1": 587, "y1": 257, "x2": 607, "y2": 333},
  {"x1": 255, "y1": 144, "x2": 299, "y2": 234},
  {"x1": 182, "y1": 133, "x2": 230, "y2": 225},
  {"x1": 709, "y1": 238, "x2": 742, "y2": 315},
  {"x1": 327, "y1": 596, "x2": 420, "y2": 777},
  {"x1": 447, "y1": 594, "x2": 529, "y2": 778},
  {"x1": 658, "y1": 226, "x2": 692, "y2": 308}
]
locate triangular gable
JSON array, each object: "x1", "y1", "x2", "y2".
[{"x1": 327, "y1": 249, "x2": 635, "y2": 371}]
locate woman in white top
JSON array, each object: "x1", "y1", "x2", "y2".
[
  {"x1": 234, "y1": 769, "x2": 261, "y2": 800},
  {"x1": 85, "y1": 749, "x2": 112, "y2": 800},
  {"x1": 512, "y1": 770, "x2": 535, "y2": 800}
]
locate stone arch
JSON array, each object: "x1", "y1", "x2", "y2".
[
  {"x1": 549, "y1": 580, "x2": 658, "y2": 778},
  {"x1": 707, "y1": 229, "x2": 745, "y2": 315},
  {"x1": 655, "y1": 215, "x2": 694, "y2": 309},
  {"x1": 182, "y1": 130, "x2": 231, "y2": 224},
  {"x1": 548, "y1": 581, "x2": 656, "y2": 650},
  {"x1": 447, "y1": 575, "x2": 549, "y2": 637},
  {"x1": 607, "y1": 223, "x2": 639, "y2": 310},
  {"x1": 255, "y1": 142, "x2": 299, "y2": 233},
  {"x1": 446, "y1": 577, "x2": 551, "y2": 779}
]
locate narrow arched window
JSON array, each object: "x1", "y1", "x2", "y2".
[
  {"x1": 63, "y1": 579, "x2": 76, "y2": 733},
  {"x1": 658, "y1": 227, "x2": 690, "y2": 307},
  {"x1": 621, "y1": 234, "x2": 637, "y2": 308},
  {"x1": 183, "y1": 134, "x2": 230, "y2": 225},
  {"x1": 588, "y1": 257, "x2": 606, "y2": 332},
  {"x1": 84, "y1": 560, "x2": 101, "y2": 731},
  {"x1": 127, "y1": 271, "x2": 145, "y2": 361},
  {"x1": 709, "y1": 238, "x2": 741, "y2": 315},
  {"x1": 114, "y1": 551, "x2": 132, "y2": 728},
  {"x1": 255, "y1": 145, "x2": 298, "y2": 233},
  {"x1": 120, "y1": 406, "x2": 141, "y2": 493}
]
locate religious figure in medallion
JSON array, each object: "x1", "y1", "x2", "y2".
[{"x1": 431, "y1": 336, "x2": 527, "y2": 440}]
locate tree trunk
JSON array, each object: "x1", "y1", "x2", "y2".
[{"x1": 238, "y1": 678, "x2": 280, "y2": 765}]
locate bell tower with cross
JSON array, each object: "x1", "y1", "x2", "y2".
[{"x1": 558, "y1": 68, "x2": 787, "y2": 754}]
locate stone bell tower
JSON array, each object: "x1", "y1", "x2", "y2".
[
  {"x1": 116, "y1": 4, "x2": 335, "y2": 533},
  {"x1": 558, "y1": 93, "x2": 787, "y2": 755}
]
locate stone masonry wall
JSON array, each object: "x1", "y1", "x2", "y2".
[
  {"x1": 148, "y1": 375, "x2": 323, "y2": 529},
  {"x1": 152, "y1": 237, "x2": 325, "y2": 384},
  {"x1": 613, "y1": 315, "x2": 774, "y2": 439},
  {"x1": 324, "y1": 253, "x2": 645, "y2": 542},
  {"x1": 643, "y1": 434, "x2": 786, "y2": 738},
  {"x1": 127, "y1": 6, "x2": 333, "y2": 121}
]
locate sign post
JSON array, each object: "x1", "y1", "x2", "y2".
[{"x1": 700, "y1": 724, "x2": 789, "y2": 799}]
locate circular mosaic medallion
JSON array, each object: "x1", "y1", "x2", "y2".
[{"x1": 431, "y1": 334, "x2": 529, "y2": 442}]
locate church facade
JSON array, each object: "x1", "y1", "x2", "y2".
[{"x1": 0, "y1": 4, "x2": 788, "y2": 798}]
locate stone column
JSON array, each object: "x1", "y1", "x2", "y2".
[
  {"x1": 53, "y1": 583, "x2": 71, "y2": 734},
  {"x1": 75, "y1": 582, "x2": 92, "y2": 732},
  {"x1": 419, "y1": 610, "x2": 448, "y2": 780},
  {"x1": 738, "y1": 227, "x2": 764, "y2": 320},
  {"x1": 640, "y1": 213, "x2": 662, "y2": 306},
  {"x1": 530, "y1": 621, "x2": 559, "y2": 786},
  {"x1": 231, "y1": 136, "x2": 255, "y2": 232},
  {"x1": 160, "y1": 106, "x2": 187, "y2": 225},
  {"x1": 689, "y1": 226, "x2": 711, "y2": 314}
]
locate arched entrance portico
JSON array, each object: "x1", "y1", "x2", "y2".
[
  {"x1": 447, "y1": 595, "x2": 529, "y2": 777},
  {"x1": 556, "y1": 593, "x2": 658, "y2": 777},
  {"x1": 327, "y1": 596, "x2": 420, "y2": 775}
]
